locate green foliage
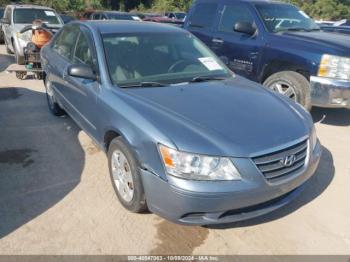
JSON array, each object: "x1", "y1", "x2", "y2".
[
  {"x1": 21, "y1": 0, "x2": 70, "y2": 12},
  {"x1": 150, "y1": 0, "x2": 193, "y2": 12},
  {"x1": 2, "y1": 0, "x2": 349, "y2": 20},
  {"x1": 282, "y1": 0, "x2": 350, "y2": 20},
  {"x1": 0, "y1": 0, "x2": 10, "y2": 6}
]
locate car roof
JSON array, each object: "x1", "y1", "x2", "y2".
[
  {"x1": 7, "y1": 4, "x2": 54, "y2": 10},
  {"x1": 76, "y1": 20, "x2": 185, "y2": 34},
  {"x1": 102, "y1": 11, "x2": 132, "y2": 15}
]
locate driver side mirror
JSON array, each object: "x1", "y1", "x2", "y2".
[
  {"x1": 234, "y1": 22, "x2": 256, "y2": 35},
  {"x1": 1, "y1": 18, "x2": 10, "y2": 25},
  {"x1": 67, "y1": 64, "x2": 97, "y2": 81}
]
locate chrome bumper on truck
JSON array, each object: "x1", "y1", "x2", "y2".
[{"x1": 310, "y1": 76, "x2": 350, "y2": 108}]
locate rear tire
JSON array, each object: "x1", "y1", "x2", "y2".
[
  {"x1": 45, "y1": 78, "x2": 65, "y2": 116},
  {"x1": 108, "y1": 137, "x2": 147, "y2": 213},
  {"x1": 263, "y1": 71, "x2": 312, "y2": 111}
]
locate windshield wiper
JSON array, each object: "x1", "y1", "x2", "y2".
[
  {"x1": 190, "y1": 75, "x2": 228, "y2": 83},
  {"x1": 119, "y1": 82, "x2": 166, "y2": 88},
  {"x1": 286, "y1": 27, "x2": 320, "y2": 32}
]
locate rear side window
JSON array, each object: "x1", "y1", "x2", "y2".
[
  {"x1": 53, "y1": 26, "x2": 79, "y2": 60},
  {"x1": 188, "y1": 3, "x2": 218, "y2": 29},
  {"x1": 219, "y1": 4, "x2": 254, "y2": 32}
]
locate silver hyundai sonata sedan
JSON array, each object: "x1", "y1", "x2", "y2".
[{"x1": 41, "y1": 21, "x2": 322, "y2": 225}]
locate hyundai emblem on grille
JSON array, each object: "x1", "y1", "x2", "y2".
[{"x1": 281, "y1": 155, "x2": 297, "y2": 167}]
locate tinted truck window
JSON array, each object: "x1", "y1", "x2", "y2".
[
  {"x1": 188, "y1": 3, "x2": 218, "y2": 28},
  {"x1": 219, "y1": 5, "x2": 254, "y2": 32}
]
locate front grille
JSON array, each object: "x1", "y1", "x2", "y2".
[{"x1": 252, "y1": 139, "x2": 308, "y2": 182}]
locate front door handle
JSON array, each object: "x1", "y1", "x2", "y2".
[{"x1": 212, "y1": 38, "x2": 224, "y2": 44}]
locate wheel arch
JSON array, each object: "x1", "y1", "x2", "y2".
[
  {"x1": 104, "y1": 129, "x2": 122, "y2": 152},
  {"x1": 260, "y1": 60, "x2": 311, "y2": 84}
]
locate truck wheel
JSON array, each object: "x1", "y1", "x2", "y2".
[
  {"x1": 45, "y1": 78, "x2": 65, "y2": 116},
  {"x1": 16, "y1": 71, "x2": 27, "y2": 80},
  {"x1": 108, "y1": 137, "x2": 147, "y2": 213},
  {"x1": 263, "y1": 71, "x2": 311, "y2": 111}
]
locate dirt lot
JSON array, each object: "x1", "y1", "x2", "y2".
[{"x1": 0, "y1": 45, "x2": 349, "y2": 255}]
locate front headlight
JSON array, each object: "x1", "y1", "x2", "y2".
[
  {"x1": 16, "y1": 31, "x2": 32, "y2": 42},
  {"x1": 310, "y1": 126, "x2": 318, "y2": 151},
  {"x1": 158, "y1": 145, "x2": 242, "y2": 181},
  {"x1": 318, "y1": 54, "x2": 350, "y2": 80}
]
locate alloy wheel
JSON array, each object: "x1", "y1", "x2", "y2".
[
  {"x1": 111, "y1": 150, "x2": 135, "y2": 203},
  {"x1": 269, "y1": 81, "x2": 297, "y2": 102}
]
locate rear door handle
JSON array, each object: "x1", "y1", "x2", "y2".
[{"x1": 212, "y1": 38, "x2": 224, "y2": 44}]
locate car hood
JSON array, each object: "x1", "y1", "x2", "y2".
[
  {"x1": 275, "y1": 31, "x2": 350, "y2": 55},
  {"x1": 123, "y1": 76, "x2": 311, "y2": 157},
  {"x1": 12, "y1": 23, "x2": 62, "y2": 33}
]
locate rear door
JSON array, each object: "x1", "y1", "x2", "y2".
[
  {"x1": 49, "y1": 24, "x2": 80, "y2": 117},
  {"x1": 185, "y1": 1, "x2": 219, "y2": 47},
  {"x1": 211, "y1": 2, "x2": 264, "y2": 81}
]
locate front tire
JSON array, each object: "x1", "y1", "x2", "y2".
[
  {"x1": 263, "y1": 71, "x2": 312, "y2": 111},
  {"x1": 45, "y1": 78, "x2": 65, "y2": 116},
  {"x1": 108, "y1": 137, "x2": 147, "y2": 213}
]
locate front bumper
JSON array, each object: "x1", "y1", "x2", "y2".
[
  {"x1": 141, "y1": 141, "x2": 322, "y2": 225},
  {"x1": 310, "y1": 76, "x2": 350, "y2": 108}
]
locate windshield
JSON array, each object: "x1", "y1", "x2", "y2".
[
  {"x1": 107, "y1": 13, "x2": 134, "y2": 20},
  {"x1": 175, "y1": 13, "x2": 186, "y2": 19},
  {"x1": 0, "y1": 9, "x2": 4, "y2": 18},
  {"x1": 255, "y1": 3, "x2": 319, "y2": 32},
  {"x1": 103, "y1": 32, "x2": 231, "y2": 87},
  {"x1": 14, "y1": 9, "x2": 61, "y2": 24}
]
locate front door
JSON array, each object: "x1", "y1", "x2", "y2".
[
  {"x1": 211, "y1": 2, "x2": 264, "y2": 81},
  {"x1": 62, "y1": 27, "x2": 100, "y2": 138}
]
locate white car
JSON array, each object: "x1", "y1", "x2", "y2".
[{"x1": 1, "y1": 4, "x2": 63, "y2": 64}]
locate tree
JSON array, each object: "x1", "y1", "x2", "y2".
[
  {"x1": 282, "y1": 0, "x2": 350, "y2": 20},
  {"x1": 150, "y1": 0, "x2": 193, "y2": 12},
  {"x1": 0, "y1": 0, "x2": 10, "y2": 6}
]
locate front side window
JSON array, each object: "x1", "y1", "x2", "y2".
[
  {"x1": 0, "y1": 9, "x2": 4, "y2": 19},
  {"x1": 103, "y1": 32, "x2": 232, "y2": 86},
  {"x1": 74, "y1": 32, "x2": 94, "y2": 67},
  {"x1": 53, "y1": 26, "x2": 79, "y2": 60},
  {"x1": 219, "y1": 4, "x2": 255, "y2": 32},
  {"x1": 13, "y1": 9, "x2": 60, "y2": 24},
  {"x1": 188, "y1": 3, "x2": 218, "y2": 28},
  {"x1": 255, "y1": 3, "x2": 319, "y2": 32},
  {"x1": 175, "y1": 13, "x2": 186, "y2": 20},
  {"x1": 92, "y1": 13, "x2": 101, "y2": 20}
]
